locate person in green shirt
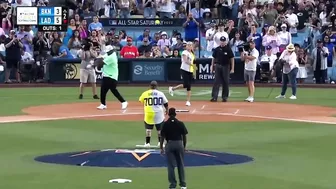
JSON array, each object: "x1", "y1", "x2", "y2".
[{"x1": 95, "y1": 45, "x2": 128, "y2": 110}]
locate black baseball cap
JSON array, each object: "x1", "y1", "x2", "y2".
[
  {"x1": 220, "y1": 36, "x2": 226, "y2": 41},
  {"x1": 266, "y1": 45, "x2": 272, "y2": 50}
]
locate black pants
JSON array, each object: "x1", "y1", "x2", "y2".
[
  {"x1": 165, "y1": 140, "x2": 186, "y2": 188},
  {"x1": 314, "y1": 69, "x2": 327, "y2": 84},
  {"x1": 211, "y1": 64, "x2": 230, "y2": 100},
  {"x1": 100, "y1": 77, "x2": 126, "y2": 105}
]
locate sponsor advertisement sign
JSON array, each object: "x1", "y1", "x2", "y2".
[
  {"x1": 197, "y1": 62, "x2": 215, "y2": 80},
  {"x1": 132, "y1": 61, "x2": 165, "y2": 81}
]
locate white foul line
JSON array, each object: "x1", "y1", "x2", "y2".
[
  {"x1": 234, "y1": 109, "x2": 240, "y2": 115},
  {"x1": 0, "y1": 112, "x2": 142, "y2": 124},
  {"x1": 216, "y1": 113, "x2": 336, "y2": 125}
]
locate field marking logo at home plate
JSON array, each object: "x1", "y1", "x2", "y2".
[
  {"x1": 161, "y1": 90, "x2": 242, "y2": 97},
  {"x1": 34, "y1": 149, "x2": 253, "y2": 168}
]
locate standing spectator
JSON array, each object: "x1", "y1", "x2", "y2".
[
  {"x1": 0, "y1": 1, "x2": 11, "y2": 24},
  {"x1": 205, "y1": 20, "x2": 216, "y2": 52},
  {"x1": 167, "y1": 49, "x2": 181, "y2": 58},
  {"x1": 174, "y1": 5, "x2": 187, "y2": 18},
  {"x1": 295, "y1": 4, "x2": 309, "y2": 31},
  {"x1": 244, "y1": 0, "x2": 257, "y2": 18},
  {"x1": 50, "y1": 32, "x2": 61, "y2": 56},
  {"x1": 247, "y1": 24, "x2": 262, "y2": 52},
  {"x1": 5, "y1": 30, "x2": 23, "y2": 83},
  {"x1": 274, "y1": 15, "x2": 289, "y2": 31},
  {"x1": 119, "y1": 0, "x2": 131, "y2": 18},
  {"x1": 202, "y1": 9, "x2": 213, "y2": 30},
  {"x1": 68, "y1": 30, "x2": 82, "y2": 58},
  {"x1": 16, "y1": 26, "x2": 33, "y2": 55},
  {"x1": 138, "y1": 37, "x2": 152, "y2": 56},
  {"x1": 81, "y1": 5, "x2": 96, "y2": 20},
  {"x1": 78, "y1": 22, "x2": 88, "y2": 39},
  {"x1": 225, "y1": 20, "x2": 238, "y2": 40},
  {"x1": 143, "y1": 0, "x2": 156, "y2": 18},
  {"x1": 157, "y1": 31, "x2": 171, "y2": 50},
  {"x1": 296, "y1": 47, "x2": 308, "y2": 83},
  {"x1": 63, "y1": 18, "x2": 77, "y2": 46},
  {"x1": 158, "y1": 0, "x2": 173, "y2": 18},
  {"x1": 312, "y1": 40, "x2": 329, "y2": 83},
  {"x1": 32, "y1": 31, "x2": 48, "y2": 59},
  {"x1": 191, "y1": 2, "x2": 204, "y2": 19},
  {"x1": 171, "y1": 36, "x2": 184, "y2": 51},
  {"x1": 230, "y1": 31, "x2": 245, "y2": 56},
  {"x1": 74, "y1": 14, "x2": 81, "y2": 25},
  {"x1": 278, "y1": 24, "x2": 292, "y2": 52},
  {"x1": 183, "y1": 13, "x2": 200, "y2": 41},
  {"x1": 261, "y1": 24, "x2": 269, "y2": 36},
  {"x1": 324, "y1": 35, "x2": 334, "y2": 67},
  {"x1": 260, "y1": 1, "x2": 278, "y2": 26},
  {"x1": 120, "y1": 37, "x2": 139, "y2": 58},
  {"x1": 262, "y1": 26, "x2": 280, "y2": 54},
  {"x1": 110, "y1": 35, "x2": 123, "y2": 56},
  {"x1": 212, "y1": 22, "x2": 229, "y2": 49},
  {"x1": 119, "y1": 30, "x2": 128, "y2": 42},
  {"x1": 285, "y1": 7, "x2": 299, "y2": 34},
  {"x1": 88, "y1": 16, "x2": 103, "y2": 32},
  {"x1": 2, "y1": 13, "x2": 12, "y2": 34},
  {"x1": 231, "y1": 0, "x2": 239, "y2": 24}
]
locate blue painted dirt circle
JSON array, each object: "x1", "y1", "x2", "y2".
[{"x1": 35, "y1": 149, "x2": 253, "y2": 168}]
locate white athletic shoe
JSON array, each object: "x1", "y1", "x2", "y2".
[
  {"x1": 289, "y1": 95, "x2": 297, "y2": 100},
  {"x1": 247, "y1": 97, "x2": 254, "y2": 102},
  {"x1": 168, "y1": 87, "x2": 174, "y2": 96},
  {"x1": 275, "y1": 95, "x2": 286, "y2": 99},
  {"x1": 97, "y1": 104, "x2": 107, "y2": 110},
  {"x1": 185, "y1": 101, "x2": 191, "y2": 106},
  {"x1": 181, "y1": 187, "x2": 187, "y2": 189},
  {"x1": 244, "y1": 97, "x2": 251, "y2": 101},
  {"x1": 121, "y1": 101, "x2": 128, "y2": 109},
  {"x1": 144, "y1": 143, "x2": 150, "y2": 147}
]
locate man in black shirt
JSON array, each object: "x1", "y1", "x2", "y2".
[
  {"x1": 210, "y1": 36, "x2": 234, "y2": 102},
  {"x1": 160, "y1": 108, "x2": 188, "y2": 189},
  {"x1": 5, "y1": 30, "x2": 23, "y2": 83},
  {"x1": 138, "y1": 37, "x2": 152, "y2": 56}
]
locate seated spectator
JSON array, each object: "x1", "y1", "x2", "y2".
[
  {"x1": 111, "y1": 35, "x2": 123, "y2": 53},
  {"x1": 162, "y1": 45, "x2": 171, "y2": 58},
  {"x1": 171, "y1": 36, "x2": 184, "y2": 51},
  {"x1": 167, "y1": 49, "x2": 181, "y2": 58},
  {"x1": 17, "y1": 26, "x2": 33, "y2": 54},
  {"x1": 230, "y1": 32, "x2": 245, "y2": 56},
  {"x1": 119, "y1": 0, "x2": 131, "y2": 18},
  {"x1": 183, "y1": 13, "x2": 200, "y2": 41},
  {"x1": 150, "y1": 32, "x2": 160, "y2": 46},
  {"x1": 88, "y1": 16, "x2": 103, "y2": 32},
  {"x1": 262, "y1": 26, "x2": 280, "y2": 54},
  {"x1": 170, "y1": 30, "x2": 181, "y2": 46},
  {"x1": 119, "y1": 30, "x2": 128, "y2": 42},
  {"x1": 140, "y1": 49, "x2": 152, "y2": 58},
  {"x1": 152, "y1": 46, "x2": 164, "y2": 58},
  {"x1": 21, "y1": 47, "x2": 34, "y2": 63},
  {"x1": 120, "y1": 37, "x2": 139, "y2": 58},
  {"x1": 54, "y1": 40, "x2": 74, "y2": 59},
  {"x1": 278, "y1": 24, "x2": 291, "y2": 52},
  {"x1": 68, "y1": 30, "x2": 82, "y2": 58},
  {"x1": 174, "y1": 5, "x2": 187, "y2": 18},
  {"x1": 193, "y1": 38, "x2": 203, "y2": 51},
  {"x1": 285, "y1": 6, "x2": 299, "y2": 34},
  {"x1": 262, "y1": 24, "x2": 269, "y2": 36},
  {"x1": 137, "y1": 28, "x2": 152, "y2": 42},
  {"x1": 138, "y1": 37, "x2": 152, "y2": 56},
  {"x1": 157, "y1": 32, "x2": 171, "y2": 51},
  {"x1": 191, "y1": 2, "x2": 204, "y2": 19},
  {"x1": 143, "y1": 0, "x2": 156, "y2": 18},
  {"x1": 74, "y1": 14, "x2": 81, "y2": 25}
]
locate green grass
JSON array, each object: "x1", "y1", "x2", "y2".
[{"x1": 1, "y1": 87, "x2": 336, "y2": 189}]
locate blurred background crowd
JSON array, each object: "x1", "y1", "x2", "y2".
[{"x1": 0, "y1": 0, "x2": 335, "y2": 83}]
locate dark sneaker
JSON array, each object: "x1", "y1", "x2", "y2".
[
  {"x1": 79, "y1": 94, "x2": 83, "y2": 99},
  {"x1": 222, "y1": 99, "x2": 227, "y2": 102},
  {"x1": 93, "y1": 95, "x2": 99, "y2": 99},
  {"x1": 210, "y1": 98, "x2": 217, "y2": 102}
]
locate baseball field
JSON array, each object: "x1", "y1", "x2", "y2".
[{"x1": 1, "y1": 86, "x2": 336, "y2": 189}]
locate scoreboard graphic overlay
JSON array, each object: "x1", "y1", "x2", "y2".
[{"x1": 16, "y1": 7, "x2": 68, "y2": 31}]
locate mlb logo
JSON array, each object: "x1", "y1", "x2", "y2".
[{"x1": 111, "y1": 20, "x2": 117, "y2": 25}]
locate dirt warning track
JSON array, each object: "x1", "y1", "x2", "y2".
[{"x1": 0, "y1": 101, "x2": 327, "y2": 125}]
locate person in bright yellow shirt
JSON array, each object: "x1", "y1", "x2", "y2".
[{"x1": 139, "y1": 81, "x2": 169, "y2": 147}]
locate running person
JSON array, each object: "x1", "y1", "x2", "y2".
[
  {"x1": 168, "y1": 42, "x2": 195, "y2": 106},
  {"x1": 96, "y1": 45, "x2": 128, "y2": 110},
  {"x1": 139, "y1": 81, "x2": 169, "y2": 147}
]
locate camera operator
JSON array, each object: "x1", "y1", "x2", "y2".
[
  {"x1": 260, "y1": 46, "x2": 277, "y2": 80},
  {"x1": 5, "y1": 30, "x2": 23, "y2": 83},
  {"x1": 240, "y1": 40, "x2": 259, "y2": 102},
  {"x1": 78, "y1": 40, "x2": 99, "y2": 100},
  {"x1": 275, "y1": 44, "x2": 299, "y2": 100}
]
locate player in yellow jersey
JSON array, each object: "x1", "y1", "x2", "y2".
[{"x1": 139, "y1": 81, "x2": 169, "y2": 147}]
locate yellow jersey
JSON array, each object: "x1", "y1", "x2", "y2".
[{"x1": 139, "y1": 89, "x2": 168, "y2": 125}]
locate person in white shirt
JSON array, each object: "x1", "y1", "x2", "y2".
[
  {"x1": 285, "y1": 7, "x2": 299, "y2": 34},
  {"x1": 276, "y1": 44, "x2": 299, "y2": 100},
  {"x1": 240, "y1": 40, "x2": 259, "y2": 102},
  {"x1": 277, "y1": 24, "x2": 291, "y2": 52},
  {"x1": 260, "y1": 45, "x2": 277, "y2": 80},
  {"x1": 211, "y1": 22, "x2": 229, "y2": 49},
  {"x1": 21, "y1": 48, "x2": 34, "y2": 63},
  {"x1": 168, "y1": 42, "x2": 195, "y2": 106},
  {"x1": 205, "y1": 20, "x2": 217, "y2": 52}
]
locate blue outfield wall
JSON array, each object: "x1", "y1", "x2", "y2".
[{"x1": 47, "y1": 57, "x2": 247, "y2": 84}]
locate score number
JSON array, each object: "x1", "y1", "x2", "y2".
[{"x1": 144, "y1": 97, "x2": 163, "y2": 106}]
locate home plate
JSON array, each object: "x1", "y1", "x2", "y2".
[
  {"x1": 109, "y1": 179, "x2": 132, "y2": 183},
  {"x1": 135, "y1": 144, "x2": 159, "y2": 148}
]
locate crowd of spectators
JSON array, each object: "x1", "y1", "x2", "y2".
[{"x1": 0, "y1": 0, "x2": 336, "y2": 83}]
